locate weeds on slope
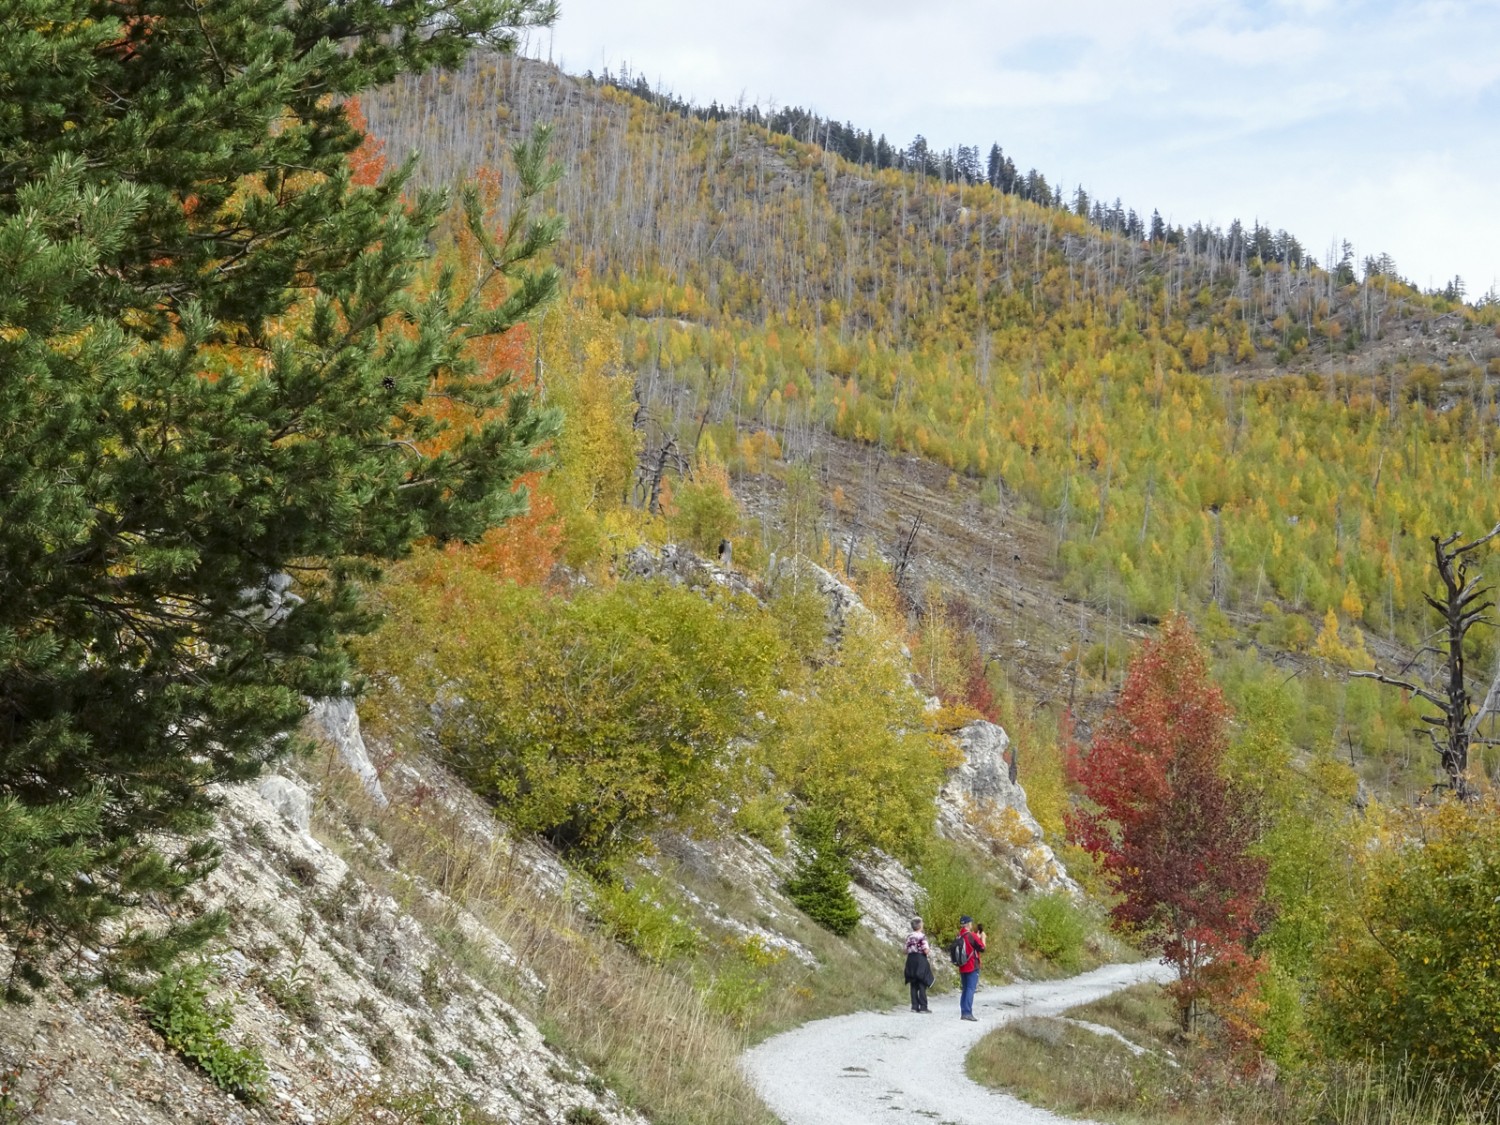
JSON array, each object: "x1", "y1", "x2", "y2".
[{"x1": 967, "y1": 984, "x2": 1500, "y2": 1125}]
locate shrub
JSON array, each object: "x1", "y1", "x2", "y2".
[
  {"x1": 701, "y1": 936, "x2": 786, "y2": 1029},
  {"x1": 914, "y1": 838, "x2": 1008, "y2": 952},
  {"x1": 670, "y1": 462, "x2": 741, "y2": 555},
  {"x1": 1314, "y1": 796, "x2": 1500, "y2": 1091},
  {"x1": 591, "y1": 875, "x2": 701, "y2": 965},
  {"x1": 143, "y1": 961, "x2": 267, "y2": 1102},
  {"x1": 732, "y1": 792, "x2": 789, "y2": 854},
  {"x1": 1020, "y1": 893, "x2": 1089, "y2": 972},
  {"x1": 769, "y1": 611, "x2": 956, "y2": 859},
  {"x1": 364, "y1": 567, "x2": 784, "y2": 864}
]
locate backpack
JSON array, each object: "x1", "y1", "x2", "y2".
[{"x1": 949, "y1": 933, "x2": 966, "y2": 967}]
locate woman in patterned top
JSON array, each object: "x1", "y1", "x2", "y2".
[{"x1": 903, "y1": 917, "x2": 934, "y2": 1012}]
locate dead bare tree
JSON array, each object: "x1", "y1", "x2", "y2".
[
  {"x1": 892, "y1": 514, "x2": 923, "y2": 592},
  {"x1": 1352, "y1": 523, "x2": 1500, "y2": 798},
  {"x1": 636, "y1": 436, "x2": 688, "y2": 515}
]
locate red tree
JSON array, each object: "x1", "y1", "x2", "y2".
[{"x1": 1067, "y1": 615, "x2": 1267, "y2": 1032}]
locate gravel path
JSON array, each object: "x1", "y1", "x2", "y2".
[{"x1": 742, "y1": 960, "x2": 1174, "y2": 1125}]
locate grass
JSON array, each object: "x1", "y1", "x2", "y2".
[
  {"x1": 659, "y1": 853, "x2": 912, "y2": 1042},
  {"x1": 967, "y1": 983, "x2": 1500, "y2": 1125},
  {"x1": 967, "y1": 1015, "x2": 1170, "y2": 1121},
  {"x1": 309, "y1": 749, "x2": 781, "y2": 1125}
]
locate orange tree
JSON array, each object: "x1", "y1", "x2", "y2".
[{"x1": 1068, "y1": 615, "x2": 1268, "y2": 1032}]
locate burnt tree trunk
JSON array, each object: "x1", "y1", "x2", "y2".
[{"x1": 1354, "y1": 523, "x2": 1500, "y2": 798}]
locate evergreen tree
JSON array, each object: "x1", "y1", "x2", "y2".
[
  {"x1": 783, "y1": 809, "x2": 861, "y2": 937},
  {"x1": 986, "y1": 143, "x2": 1003, "y2": 189},
  {"x1": 0, "y1": 0, "x2": 558, "y2": 996}
]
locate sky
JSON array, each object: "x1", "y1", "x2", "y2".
[{"x1": 536, "y1": 0, "x2": 1500, "y2": 299}]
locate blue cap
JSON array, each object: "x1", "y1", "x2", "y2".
[{"x1": 959, "y1": 915, "x2": 972, "y2": 925}]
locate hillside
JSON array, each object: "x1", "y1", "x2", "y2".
[
  {"x1": 6, "y1": 12, "x2": 1500, "y2": 1125},
  {"x1": 364, "y1": 54, "x2": 1500, "y2": 797},
  {"x1": 0, "y1": 556, "x2": 1094, "y2": 1125}
]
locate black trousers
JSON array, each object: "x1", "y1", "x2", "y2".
[{"x1": 909, "y1": 981, "x2": 929, "y2": 1011}]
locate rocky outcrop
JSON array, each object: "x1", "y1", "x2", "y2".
[
  {"x1": 848, "y1": 850, "x2": 929, "y2": 947},
  {"x1": 0, "y1": 763, "x2": 642, "y2": 1125},
  {"x1": 621, "y1": 542, "x2": 754, "y2": 596},
  {"x1": 256, "y1": 774, "x2": 311, "y2": 833},
  {"x1": 938, "y1": 720, "x2": 1080, "y2": 898},
  {"x1": 306, "y1": 693, "x2": 388, "y2": 808}
]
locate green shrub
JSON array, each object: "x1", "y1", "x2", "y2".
[
  {"x1": 590, "y1": 875, "x2": 701, "y2": 965},
  {"x1": 1314, "y1": 796, "x2": 1500, "y2": 1092},
  {"x1": 365, "y1": 568, "x2": 784, "y2": 865},
  {"x1": 669, "y1": 465, "x2": 740, "y2": 555},
  {"x1": 732, "y1": 792, "x2": 789, "y2": 853},
  {"x1": 701, "y1": 935, "x2": 786, "y2": 1029},
  {"x1": 914, "y1": 838, "x2": 1008, "y2": 951},
  {"x1": 1020, "y1": 893, "x2": 1088, "y2": 972},
  {"x1": 769, "y1": 611, "x2": 953, "y2": 859},
  {"x1": 143, "y1": 960, "x2": 267, "y2": 1102}
]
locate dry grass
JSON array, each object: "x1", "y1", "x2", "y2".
[
  {"x1": 968, "y1": 984, "x2": 1500, "y2": 1125},
  {"x1": 307, "y1": 750, "x2": 778, "y2": 1125},
  {"x1": 967, "y1": 1016, "x2": 1165, "y2": 1121},
  {"x1": 656, "y1": 854, "x2": 912, "y2": 1042}
]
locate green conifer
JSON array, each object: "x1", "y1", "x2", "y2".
[
  {"x1": 0, "y1": 0, "x2": 558, "y2": 996},
  {"x1": 783, "y1": 809, "x2": 862, "y2": 937}
]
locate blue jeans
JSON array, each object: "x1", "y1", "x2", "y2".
[{"x1": 960, "y1": 969, "x2": 979, "y2": 1017}]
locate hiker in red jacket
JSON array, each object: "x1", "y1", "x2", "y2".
[{"x1": 956, "y1": 915, "x2": 986, "y2": 1021}]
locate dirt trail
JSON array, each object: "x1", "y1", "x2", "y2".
[{"x1": 742, "y1": 960, "x2": 1173, "y2": 1125}]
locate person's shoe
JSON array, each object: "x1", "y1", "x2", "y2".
[{"x1": 961, "y1": 1015, "x2": 978, "y2": 1021}]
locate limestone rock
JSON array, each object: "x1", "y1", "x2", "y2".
[
  {"x1": 938, "y1": 720, "x2": 1080, "y2": 898},
  {"x1": 256, "y1": 774, "x2": 311, "y2": 833},
  {"x1": 848, "y1": 850, "x2": 927, "y2": 947},
  {"x1": 621, "y1": 542, "x2": 752, "y2": 595},
  {"x1": 306, "y1": 693, "x2": 388, "y2": 808}
]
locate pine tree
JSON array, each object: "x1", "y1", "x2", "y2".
[
  {"x1": 783, "y1": 809, "x2": 861, "y2": 937},
  {"x1": 0, "y1": 0, "x2": 559, "y2": 996}
]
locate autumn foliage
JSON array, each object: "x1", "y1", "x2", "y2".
[
  {"x1": 1068, "y1": 616, "x2": 1268, "y2": 1034},
  {"x1": 1315, "y1": 795, "x2": 1500, "y2": 1089}
]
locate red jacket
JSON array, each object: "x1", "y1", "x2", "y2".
[{"x1": 957, "y1": 929, "x2": 985, "y2": 973}]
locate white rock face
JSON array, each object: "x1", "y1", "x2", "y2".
[
  {"x1": 256, "y1": 774, "x2": 311, "y2": 833},
  {"x1": 938, "y1": 720, "x2": 1080, "y2": 898},
  {"x1": 306, "y1": 693, "x2": 388, "y2": 808},
  {"x1": 848, "y1": 850, "x2": 928, "y2": 947},
  {"x1": 621, "y1": 542, "x2": 754, "y2": 595},
  {"x1": 801, "y1": 560, "x2": 875, "y2": 637}
]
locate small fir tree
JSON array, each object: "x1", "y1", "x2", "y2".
[{"x1": 783, "y1": 809, "x2": 861, "y2": 937}]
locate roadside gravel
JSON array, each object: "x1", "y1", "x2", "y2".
[{"x1": 742, "y1": 960, "x2": 1174, "y2": 1125}]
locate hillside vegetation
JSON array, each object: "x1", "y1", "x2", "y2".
[
  {"x1": 6, "y1": 10, "x2": 1500, "y2": 1124},
  {"x1": 364, "y1": 52, "x2": 1500, "y2": 1115},
  {"x1": 366, "y1": 55, "x2": 1500, "y2": 657}
]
